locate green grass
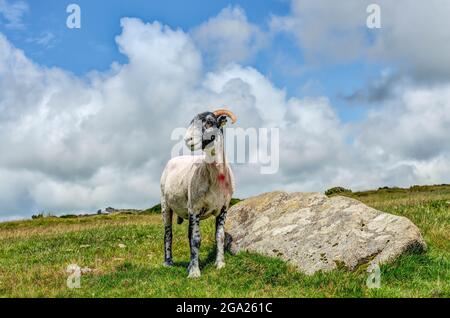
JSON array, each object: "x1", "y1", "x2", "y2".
[{"x1": 0, "y1": 187, "x2": 449, "y2": 298}]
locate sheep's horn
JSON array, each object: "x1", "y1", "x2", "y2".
[{"x1": 213, "y1": 109, "x2": 237, "y2": 124}]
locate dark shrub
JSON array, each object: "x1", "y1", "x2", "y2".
[
  {"x1": 59, "y1": 214, "x2": 78, "y2": 219},
  {"x1": 31, "y1": 213, "x2": 44, "y2": 220},
  {"x1": 325, "y1": 187, "x2": 352, "y2": 196}
]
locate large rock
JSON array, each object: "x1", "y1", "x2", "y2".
[{"x1": 225, "y1": 192, "x2": 426, "y2": 275}]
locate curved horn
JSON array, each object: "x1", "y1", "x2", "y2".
[{"x1": 213, "y1": 108, "x2": 237, "y2": 124}]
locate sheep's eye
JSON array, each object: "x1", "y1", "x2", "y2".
[{"x1": 205, "y1": 121, "x2": 213, "y2": 129}]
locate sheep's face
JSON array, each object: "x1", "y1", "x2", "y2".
[{"x1": 184, "y1": 112, "x2": 227, "y2": 151}]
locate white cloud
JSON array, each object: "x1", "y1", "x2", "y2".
[
  {"x1": 272, "y1": 0, "x2": 450, "y2": 79},
  {"x1": 1, "y1": 13, "x2": 450, "y2": 220},
  {"x1": 0, "y1": 19, "x2": 203, "y2": 217},
  {"x1": 0, "y1": 19, "x2": 347, "y2": 219},
  {"x1": 271, "y1": 0, "x2": 368, "y2": 64},
  {"x1": 191, "y1": 6, "x2": 267, "y2": 67},
  {"x1": 0, "y1": 0, "x2": 28, "y2": 29},
  {"x1": 354, "y1": 83, "x2": 450, "y2": 185}
]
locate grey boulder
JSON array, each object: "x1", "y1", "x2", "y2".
[{"x1": 225, "y1": 191, "x2": 426, "y2": 275}]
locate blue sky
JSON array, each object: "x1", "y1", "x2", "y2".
[
  {"x1": 4, "y1": 0, "x2": 288, "y2": 73},
  {"x1": 1, "y1": 0, "x2": 383, "y2": 123}
]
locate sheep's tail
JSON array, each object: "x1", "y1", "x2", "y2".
[{"x1": 177, "y1": 216, "x2": 184, "y2": 225}]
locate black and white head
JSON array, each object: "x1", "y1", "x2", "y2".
[{"x1": 184, "y1": 109, "x2": 237, "y2": 151}]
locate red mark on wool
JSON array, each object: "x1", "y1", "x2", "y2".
[
  {"x1": 218, "y1": 174, "x2": 226, "y2": 182},
  {"x1": 218, "y1": 173, "x2": 230, "y2": 189}
]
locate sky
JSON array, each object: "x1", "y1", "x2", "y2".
[{"x1": 1, "y1": 0, "x2": 450, "y2": 220}]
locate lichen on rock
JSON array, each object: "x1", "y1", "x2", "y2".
[{"x1": 225, "y1": 191, "x2": 427, "y2": 275}]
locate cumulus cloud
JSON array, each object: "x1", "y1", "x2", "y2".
[
  {"x1": 271, "y1": 0, "x2": 368, "y2": 64},
  {"x1": 0, "y1": 19, "x2": 203, "y2": 218},
  {"x1": 191, "y1": 6, "x2": 267, "y2": 67},
  {"x1": 355, "y1": 84, "x2": 450, "y2": 163},
  {"x1": 272, "y1": 0, "x2": 450, "y2": 80},
  {"x1": 1, "y1": 12, "x2": 450, "y2": 220},
  {"x1": 0, "y1": 18, "x2": 348, "y2": 219}
]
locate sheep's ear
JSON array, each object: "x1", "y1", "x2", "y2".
[{"x1": 218, "y1": 115, "x2": 228, "y2": 127}]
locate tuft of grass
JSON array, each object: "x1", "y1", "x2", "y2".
[{"x1": 0, "y1": 189, "x2": 449, "y2": 297}]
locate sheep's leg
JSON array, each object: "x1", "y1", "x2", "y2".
[
  {"x1": 215, "y1": 207, "x2": 227, "y2": 269},
  {"x1": 187, "y1": 212, "x2": 201, "y2": 278},
  {"x1": 162, "y1": 203, "x2": 174, "y2": 267}
]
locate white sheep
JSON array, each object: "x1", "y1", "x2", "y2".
[{"x1": 160, "y1": 109, "x2": 237, "y2": 278}]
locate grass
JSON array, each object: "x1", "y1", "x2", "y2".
[{"x1": 0, "y1": 186, "x2": 449, "y2": 297}]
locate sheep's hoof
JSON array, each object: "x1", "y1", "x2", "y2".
[
  {"x1": 215, "y1": 261, "x2": 225, "y2": 270},
  {"x1": 163, "y1": 260, "x2": 174, "y2": 267},
  {"x1": 187, "y1": 267, "x2": 201, "y2": 278}
]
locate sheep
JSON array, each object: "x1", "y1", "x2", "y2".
[{"x1": 160, "y1": 109, "x2": 237, "y2": 278}]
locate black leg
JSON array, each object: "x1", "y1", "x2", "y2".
[
  {"x1": 187, "y1": 212, "x2": 201, "y2": 278},
  {"x1": 215, "y1": 207, "x2": 227, "y2": 269},
  {"x1": 163, "y1": 205, "x2": 173, "y2": 267}
]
